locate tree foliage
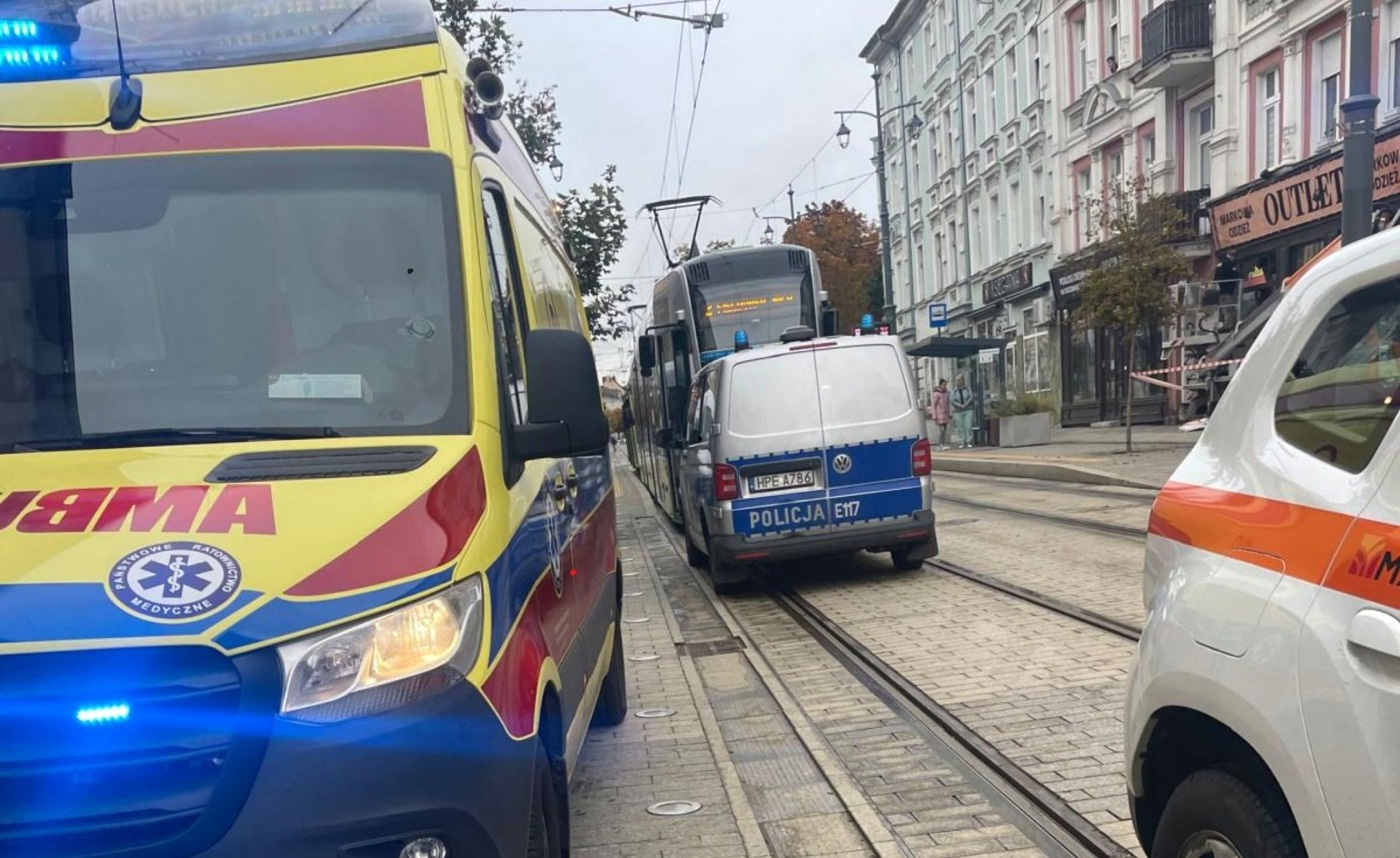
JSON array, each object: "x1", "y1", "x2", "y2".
[
  {"x1": 783, "y1": 201, "x2": 881, "y2": 333},
  {"x1": 1077, "y1": 174, "x2": 1192, "y2": 448},
  {"x1": 673, "y1": 238, "x2": 738, "y2": 261},
  {"x1": 559, "y1": 166, "x2": 632, "y2": 339}
]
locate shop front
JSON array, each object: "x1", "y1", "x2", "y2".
[
  {"x1": 1050, "y1": 253, "x2": 1167, "y2": 427},
  {"x1": 1207, "y1": 119, "x2": 1400, "y2": 307}
]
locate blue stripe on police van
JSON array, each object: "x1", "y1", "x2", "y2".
[
  {"x1": 0, "y1": 584, "x2": 263, "y2": 645},
  {"x1": 215, "y1": 567, "x2": 453, "y2": 651},
  {"x1": 825, "y1": 437, "x2": 920, "y2": 489}
]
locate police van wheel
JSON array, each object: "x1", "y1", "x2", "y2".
[
  {"x1": 1151, "y1": 769, "x2": 1303, "y2": 858},
  {"x1": 708, "y1": 554, "x2": 747, "y2": 595},
  {"x1": 526, "y1": 744, "x2": 564, "y2": 858},
  {"x1": 685, "y1": 534, "x2": 707, "y2": 568},
  {"x1": 889, "y1": 548, "x2": 925, "y2": 571}
]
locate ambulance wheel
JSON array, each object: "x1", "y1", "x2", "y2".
[
  {"x1": 1151, "y1": 769, "x2": 1303, "y2": 858},
  {"x1": 526, "y1": 743, "x2": 564, "y2": 858},
  {"x1": 889, "y1": 547, "x2": 925, "y2": 571},
  {"x1": 592, "y1": 628, "x2": 629, "y2": 728}
]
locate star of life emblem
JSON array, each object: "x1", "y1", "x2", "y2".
[{"x1": 107, "y1": 542, "x2": 243, "y2": 622}]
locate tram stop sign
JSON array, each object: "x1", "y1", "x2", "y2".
[{"x1": 928, "y1": 303, "x2": 948, "y2": 330}]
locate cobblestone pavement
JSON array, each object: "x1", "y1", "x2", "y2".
[
  {"x1": 934, "y1": 474, "x2": 1155, "y2": 532},
  {"x1": 932, "y1": 476, "x2": 1152, "y2": 628},
  {"x1": 781, "y1": 551, "x2": 1143, "y2": 856},
  {"x1": 575, "y1": 467, "x2": 1149, "y2": 857}
]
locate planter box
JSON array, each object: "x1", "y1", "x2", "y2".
[{"x1": 996, "y1": 412, "x2": 1052, "y2": 448}]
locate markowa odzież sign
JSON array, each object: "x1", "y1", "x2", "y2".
[{"x1": 1210, "y1": 133, "x2": 1400, "y2": 251}]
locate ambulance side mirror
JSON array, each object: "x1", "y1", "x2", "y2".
[{"x1": 513, "y1": 329, "x2": 610, "y2": 461}]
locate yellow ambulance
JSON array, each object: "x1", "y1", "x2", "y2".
[{"x1": 0, "y1": 1, "x2": 621, "y2": 856}]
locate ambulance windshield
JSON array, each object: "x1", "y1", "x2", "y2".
[{"x1": 0, "y1": 150, "x2": 468, "y2": 451}]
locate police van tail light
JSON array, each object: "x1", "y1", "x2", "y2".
[
  {"x1": 714, "y1": 464, "x2": 740, "y2": 501},
  {"x1": 912, "y1": 438, "x2": 933, "y2": 476}
]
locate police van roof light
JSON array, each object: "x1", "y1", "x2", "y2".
[
  {"x1": 860, "y1": 314, "x2": 875, "y2": 329},
  {"x1": 734, "y1": 330, "x2": 750, "y2": 351},
  {"x1": 0, "y1": 20, "x2": 40, "y2": 40}
]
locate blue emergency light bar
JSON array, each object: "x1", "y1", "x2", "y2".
[
  {"x1": 860, "y1": 314, "x2": 875, "y2": 329},
  {"x1": 734, "y1": 330, "x2": 750, "y2": 351},
  {"x1": 0, "y1": 0, "x2": 437, "y2": 82}
]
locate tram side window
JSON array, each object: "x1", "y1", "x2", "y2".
[
  {"x1": 1275, "y1": 279, "x2": 1400, "y2": 473},
  {"x1": 482, "y1": 188, "x2": 529, "y2": 425}
]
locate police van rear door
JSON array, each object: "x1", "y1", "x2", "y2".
[
  {"x1": 724, "y1": 349, "x2": 830, "y2": 538},
  {"x1": 813, "y1": 340, "x2": 925, "y2": 531}
]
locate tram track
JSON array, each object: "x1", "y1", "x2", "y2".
[
  {"x1": 637, "y1": 499, "x2": 1136, "y2": 858},
  {"x1": 934, "y1": 493, "x2": 1150, "y2": 540}
]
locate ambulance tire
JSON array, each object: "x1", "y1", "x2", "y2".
[
  {"x1": 526, "y1": 743, "x2": 564, "y2": 858},
  {"x1": 1151, "y1": 768, "x2": 1303, "y2": 858},
  {"x1": 889, "y1": 548, "x2": 924, "y2": 571},
  {"x1": 593, "y1": 627, "x2": 629, "y2": 728}
]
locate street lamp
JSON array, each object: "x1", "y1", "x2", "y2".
[
  {"x1": 762, "y1": 223, "x2": 775, "y2": 245},
  {"x1": 835, "y1": 96, "x2": 920, "y2": 330},
  {"x1": 549, "y1": 148, "x2": 564, "y2": 183},
  {"x1": 757, "y1": 215, "x2": 790, "y2": 245}
]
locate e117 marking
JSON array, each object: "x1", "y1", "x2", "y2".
[{"x1": 832, "y1": 500, "x2": 861, "y2": 521}]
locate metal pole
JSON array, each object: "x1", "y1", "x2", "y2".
[
  {"x1": 872, "y1": 71, "x2": 897, "y2": 328},
  {"x1": 1341, "y1": 0, "x2": 1379, "y2": 245},
  {"x1": 788, "y1": 186, "x2": 797, "y2": 222},
  {"x1": 895, "y1": 48, "x2": 917, "y2": 327}
]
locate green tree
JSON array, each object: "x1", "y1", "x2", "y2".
[
  {"x1": 1078, "y1": 175, "x2": 1191, "y2": 451},
  {"x1": 782, "y1": 201, "x2": 881, "y2": 333},
  {"x1": 559, "y1": 166, "x2": 632, "y2": 339},
  {"x1": 673, "y1": 238, "x2": 738, "y2": 261}
]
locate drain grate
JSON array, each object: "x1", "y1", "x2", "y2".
[{"x1": 675, "y1": 637, "x2": 746, "y2": 658}]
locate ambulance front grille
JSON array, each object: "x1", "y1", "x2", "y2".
[{"x1": 0, "y1": 646, "x2": 275, "y2": 858}]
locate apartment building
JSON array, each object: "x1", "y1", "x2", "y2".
[{"x1": 863, "y1": 0, "x2": 1058, "y2": 407}]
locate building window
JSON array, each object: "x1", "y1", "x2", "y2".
[
  {"x1": 929, "y1": 126, "x2": 940, "y2": 180},
  {"x1": 967, "y1": 83, "x2": 979, "y2": 144},
  {"x1": 1257, "y1": 66, "x2": 1282, "y2": 170},
  {"x1": 984, "y1": 68, "x2": 998, "y2": 136},
  {"x1": 1106, "y1": 145, "x2": 1124, "y2": 192},
  {"x1": 916, "y1": 242, "x2": 927, "y2": 301},
  {"x1": 924, "y1": 19, "x2": 936, "y2": 76},
  {"x1": 1184, "y1": 94, "x2": 1213, "y2": 191},
  {"x1": 1009, "y1": 180, "x2": 1023, "y2": 251},
  {"x1": 1023, "y1": 330, "x2": 1052, "y2": 393},
  {"x1": 1069, "y1": 320, "x2": 1097, "y2": 403},
  {"x1": 1313, "y1": 31, "x2": 1343, "y2": 149},
  {"x1": 944, "y1": 107, "x2": 956, "y2": 168},
  {"x1": 1006, "y1": 46, "x2": 1019, "y2": 115},
  {"x1": 1103, "y1": 0, "x2": 1119, "y2": 75},
  {"x1": 1076, "y1": 162, "x2": 1094, "y2": 246},
  {"x1": 933, "y1": 233, "x2": 946, "y2": 293},
  {"x1": 1030, "y1": 28, "x2": 1042, "y2": 98},
  {"x1": 990, "y1": 193, "x2": 1003, "y2": 260},
  {"x1": 1033, "y1": 166, "x2": 1046, "y2": 243},
  {"x1": 1388, "y1": 0, "x2": 1400, "y2": 111},
  {"x1": 970, "y1": 205, "x2": 983, "y2": 271},
  {"x1": 1136, "y1": 121, "x2": 1156, "y2": 177},
  {"x1": 1071, "y1": 11, "x2": 1089, "y2": 98},
  {"x1": 912, "y1": 142, "x2": 922, "y2": 194}
]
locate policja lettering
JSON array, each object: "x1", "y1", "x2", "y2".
[{"x1": 749, "y1": 502, "x2": 826, "y2": 531}]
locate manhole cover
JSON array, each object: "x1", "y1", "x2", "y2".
[
  {"x1": 647, "y1": 800, "x2": 701, "y2": 816},
  {"x1": 629, "y1": 653, "x2": 661, "y2": 663},
  {"x1": 623, "y1": 617, "x2": 650, "y2": 624},
  {"x1": 635, "y1": 708, "x2": 675, "y2": 719}
]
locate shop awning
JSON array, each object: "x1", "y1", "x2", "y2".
[{"x1": 907, "y1": 336, "x2": 1008, "y2": 358}]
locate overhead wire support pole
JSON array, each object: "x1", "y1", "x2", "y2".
[{"x1": 1341, "y1": 0, "x2": 1379, "y2": 245}]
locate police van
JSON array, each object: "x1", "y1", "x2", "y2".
[
  {"x1": 0, "y1": 2, "x2": 621, "y2": 857},
  {"x1": 1126, "y1": 228, "x2": 1400, "y2": 857},
  {"x1": 674, "y1": 328, "x2": 937, "y2": 591}
]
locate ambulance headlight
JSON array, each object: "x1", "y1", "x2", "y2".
[{"x1": 277, "y1": 577, "x2": 484, "y2": 721}]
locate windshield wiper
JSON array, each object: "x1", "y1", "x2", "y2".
[{"x1": 7, "y1": 427, "x2": 341, "y2": 453}]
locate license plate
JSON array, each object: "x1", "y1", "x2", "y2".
[{"x1": 747, "y1": 470, "x2": 816, "y2": 494}]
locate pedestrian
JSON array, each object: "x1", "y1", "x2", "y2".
[
  {"x1": 928, "y1": 379, "x2": 951, "y2": 449},
  {"x1": 951, "y1": 375, "x2": 975, "y2": 448}
]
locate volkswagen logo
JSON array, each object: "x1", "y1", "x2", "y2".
[{"x1": 832, "y1": 453, "x2": 853, "y2": 475}]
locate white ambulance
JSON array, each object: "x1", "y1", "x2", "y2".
[{"x1": 1125, "y1": 230, "x2": 1400, "y2": 857}]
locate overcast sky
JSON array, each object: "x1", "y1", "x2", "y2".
[{"x1": 500, "y1": 0, "x2": 894, "y2": 380}]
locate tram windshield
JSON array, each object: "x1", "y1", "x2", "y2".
[{"x1": 690, "y1": 269, "x2": 816, "y2": 351}]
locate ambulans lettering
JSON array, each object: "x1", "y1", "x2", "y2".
[
  {"x1": 0, "y1": 485, "x2": 276, "y2": 535},
  {"x1": 749, "y1": 502, "x2": 826, "y2": 530}
]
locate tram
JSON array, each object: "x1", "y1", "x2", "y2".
[{"x1": 628, "y1": 243, "x2": 831, "y2": 522}]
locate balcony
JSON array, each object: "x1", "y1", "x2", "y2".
[
  {"x1": 1133, "y1": 0, "x2": 1213, "y2": 89},
  {"x1": 1161, "y1": 188, "x2": 1214, "y2": 257}
]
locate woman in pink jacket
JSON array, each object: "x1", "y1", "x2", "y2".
[{"x1": 928, "y1": 379, "x2": 951, "y2": 449}]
